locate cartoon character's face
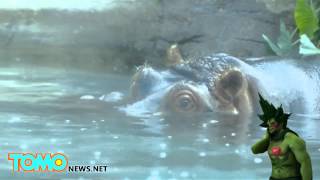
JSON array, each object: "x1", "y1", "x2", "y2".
[{"x1": 267, "y1": 118, "x2": 282, "y2": 134}]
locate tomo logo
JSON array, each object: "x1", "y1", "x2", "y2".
[{"x1": 8, "y1": 153, "x2": 68, "y2": 172}]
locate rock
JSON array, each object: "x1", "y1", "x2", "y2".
[{"x1": 0, "y1": 0, "x2": 294, "y2": 72}]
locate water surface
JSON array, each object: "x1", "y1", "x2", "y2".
[{"x1": 0, "y1": 67, "x2": 319, "y2": 180}]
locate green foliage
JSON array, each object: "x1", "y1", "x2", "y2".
[
  {"x1": 262, "y1": 21, "x2": 295, "y2": 56},
  {"x1": 263, "y1": 0, "x2": 320, "y2": 56},
  {"x1": 299, "y1": 34, "x2": 320, "y2": 55},
  {"x1": 294, "y1": 0, "x2": 319, "y2": 39}
]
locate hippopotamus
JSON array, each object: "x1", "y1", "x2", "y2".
[
  {"x1": 119, "y1": 45, "x2": 320, "y2": 144},
  {"x1": 125, "y1": 45, "x2": 318, "y2": 120},
  {"x1": 128, "y1": 47, "x2": 259, "y2": 118}
]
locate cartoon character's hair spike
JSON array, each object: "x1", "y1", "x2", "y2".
[
  {"x1": 259, "y1": 121, "x2": 268, "y2": 128},
  {"x1": 257, "y1": 93, "x2": 291, "y2": 127},
  {"x1": 258, "y1": 93, "x2": 277, "y2": 121}
]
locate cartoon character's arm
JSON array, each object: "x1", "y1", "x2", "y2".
[
  {"x1": 287, "y1": 133, "x2": 313, "y2": 180},
  {"x1": 251, "y1": 132, "x2": 269, "y2": 154}
]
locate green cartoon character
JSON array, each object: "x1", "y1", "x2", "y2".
[{"x1": 251, "y1": 94, "x2": 313, "y2": 180}]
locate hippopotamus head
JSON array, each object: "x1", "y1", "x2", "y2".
[{"x1": 128, "y1": 53, "x2": 259, "y2": 117}]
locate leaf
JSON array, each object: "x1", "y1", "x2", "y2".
[
  {"x1": 277, "y1": 21, "x2": 294, "y2": 52},
  {"x1": 299, "y1": 34, "x2": 320, "y2": 55},
  {"x1": 262, "y1": 34, "x2": 283, "y2": 56},
  {"x1": 262, "y1": 21, "x2": 294, "y2": 56},
  {"x1": 294, "y1": 0, "x2": 319, "y2": 39}
]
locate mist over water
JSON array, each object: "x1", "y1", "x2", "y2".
[
  {"x1": 0, "y1": 1, "x2": 319, "y2": 179},
  {"x1": 0, "y1": 0, "x2": 119, "y2": 10}
]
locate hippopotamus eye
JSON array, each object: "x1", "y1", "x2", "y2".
[
  {"x1": 165, "y1": 87, "x2": 201, "y2": 112},
  {"x1": 175, "y1": 93, "x2": 196, "y2": 111}
]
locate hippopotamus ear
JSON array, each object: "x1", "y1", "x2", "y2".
[
  {"x1": 165, "y1": 44, "x2": 184, "y2": 67},
  {"x1": 214, "y1": 70, "x2": 247, "y2": 105}
]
